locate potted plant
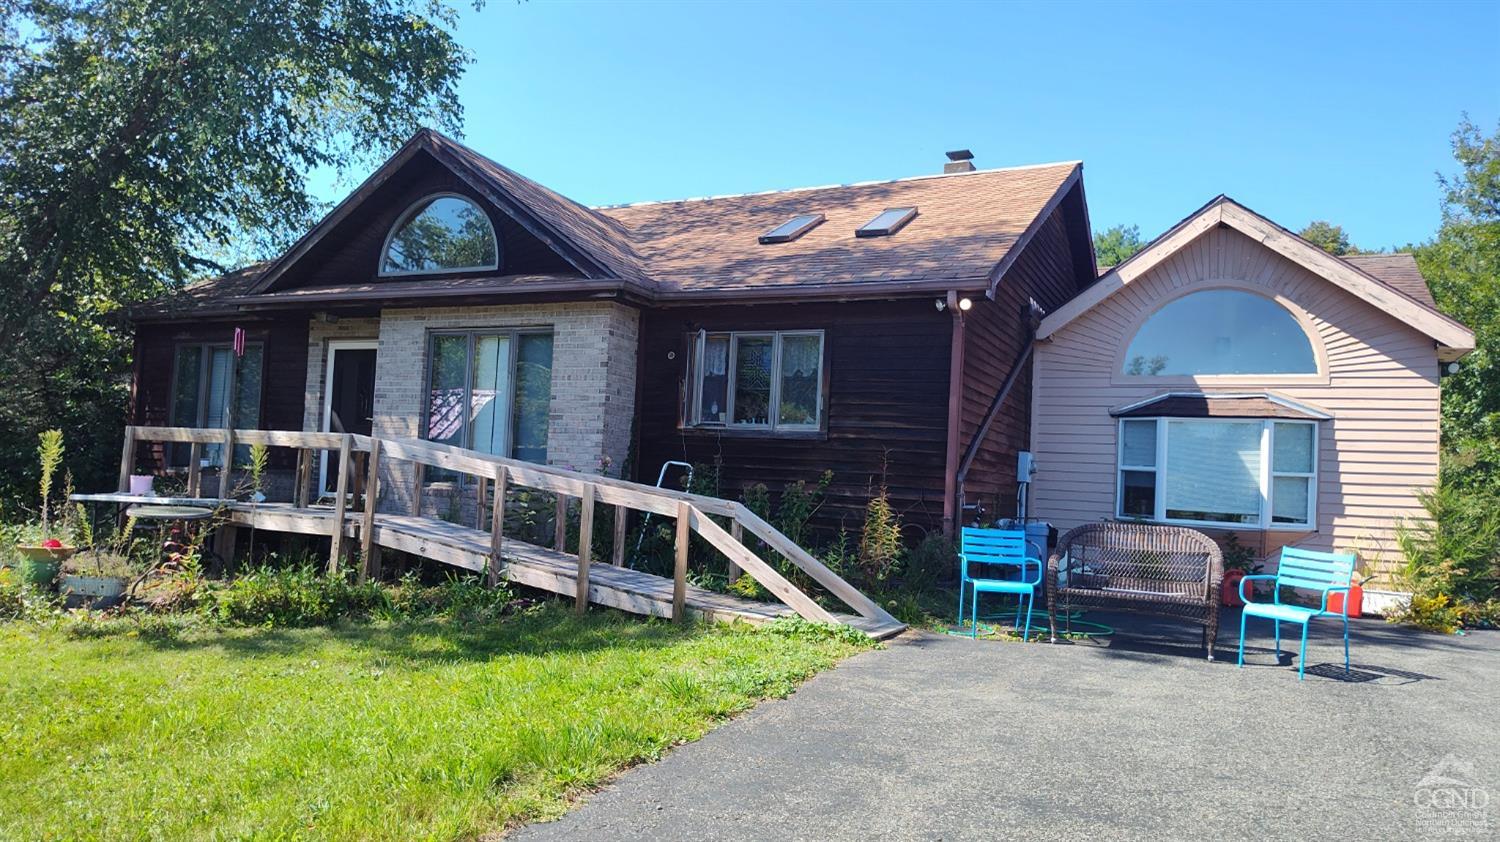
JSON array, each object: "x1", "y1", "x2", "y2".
[
  {"x1": 1219, "y1": 532, "x2": 1263, "y2": 606},
  {"x1": 59, "y1": 513, "x2": 138, "y2": 608},
  {"x1": 14, "y1": 430, "x2": 75, "y2": 588}
]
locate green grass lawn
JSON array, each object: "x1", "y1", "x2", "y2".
[{"x1": 0, "y1": 608, "x2": 868, "y2": 841}]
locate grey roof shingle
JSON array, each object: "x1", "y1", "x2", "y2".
[{"x1": 1341, "y1": 253, "x2": 1437, "y2": 308}]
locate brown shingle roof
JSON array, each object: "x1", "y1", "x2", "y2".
[
  {"x1": 1340, "y1": 253, "x2": 1436, "y2": 308},
  {"x1": 135, "y1": 263, "x2": 269, "y2": 317},
  {"x1": 140, "y1": 130, "x2": 1084, "y2": 315},
  {"x1": 429, "y1": 132, "x2": 655, "y2": 288},
  {"x1": 596, "y1": 163, "x2": 1079, "y2": 295}
]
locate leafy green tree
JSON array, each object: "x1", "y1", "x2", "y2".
[
  {"x1": 0, "y1": 0, "x2": 478, "y2": 505},
  {"x1": 1093, "y1": 223, "x2": 1144, "y2": 268},
  {"x1": 1419, "y1": 117, "x2": 1500, "y2": 447},
  {"x1": 1298, "y1": 220, "x2": 1355, "y2": 255}
]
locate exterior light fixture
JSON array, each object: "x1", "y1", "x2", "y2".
[{"x1": 958, "y1": 297, "x2": 973, "y2": 311}]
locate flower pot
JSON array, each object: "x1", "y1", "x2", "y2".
[
  {"x1": 60, "y1": 574, "x2": 129, "y2": 608},
  {"x1": 16, "y1": 545, "x2": 75, "y2": 587},
  {"x1": 1221, "y1": 569, "x2": 1248, "y2": 606},
  {"x1": 129, "y1": 474, "x2": 154, "y2": 496}
]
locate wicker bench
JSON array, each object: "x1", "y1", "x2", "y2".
[{"x1": 1046, "y1": 522, "x2": 1223, "y2": 660}]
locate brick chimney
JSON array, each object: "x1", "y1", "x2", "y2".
[{"x1": 944, "y1": 149, "x2": 975, "y2": 174}]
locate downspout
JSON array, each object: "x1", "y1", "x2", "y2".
[
  {"x1": 942, "y1": 291, "x2": 966, "y2": 538},
  {"x1": 954, "y1": 300, "x2": 1045, "y2": 526}
]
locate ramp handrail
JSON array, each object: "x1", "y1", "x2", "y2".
[{"x1": 118, "y1": 425, "x2": 897, "y2": 628}]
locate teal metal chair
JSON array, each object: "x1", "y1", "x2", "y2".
[
  {"x1": 1237, "y1": 546, "x2": 1356, "y2": 679},
  {"x1": 957, "y1": 527, "x2": 1043, "y2": 639}
]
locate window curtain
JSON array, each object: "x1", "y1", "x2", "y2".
[
  {"x1": 1121, "y1": 419, "x2": 1156, "y2": 466},
  {"x1": 1164, "y1": 421, "x2": 1261, "y2": 520}
]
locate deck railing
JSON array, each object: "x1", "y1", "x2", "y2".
[{"x1": 117, "y1": 425, "x2": 897, "y2": 627}]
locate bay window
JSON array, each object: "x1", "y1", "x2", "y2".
[
  {"x1": 424, "y1": 330, "x2": 553, "y2": 476},
  {"x1": 690, "y1": 330, "x2": 824, "y2": 432},
  {"x1": 1116, "y1": 417, "x2": 1317, "y2": 529},
  {"x1": 169, "y1": 342, "x2": 263, "y2": 467}
]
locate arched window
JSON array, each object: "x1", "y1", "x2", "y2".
[
  {"x1": 380, "y1": 194, "x2": 499, "y2": 276},
  {"x1": 1122, "y1": 290, "x2": 1317, "y2": 376}
]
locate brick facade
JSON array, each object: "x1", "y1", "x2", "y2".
[{"x1": 301, "y1": 303, "x2": 640, "y2": 515}]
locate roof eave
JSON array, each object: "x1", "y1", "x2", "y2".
[{"x1": 651, "y1": 276, "x2": 992, "y2": 306}]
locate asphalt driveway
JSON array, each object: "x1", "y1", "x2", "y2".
[{"x1": 515, "y1": 610, "x2": 1498, "y2": 840}]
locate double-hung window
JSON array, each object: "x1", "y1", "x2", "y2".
[
  {"x1": 169, "y1": 342, "x2": 264, "y2": 467},
  {"x1": 690, "y1": 330, "x2": 824, "y2": 432},
  {"x1": 1116, "y1": 418, "x2": 1317, "y2": 530},
  {"x1": 424, "y1": 330, "x2": 553, "y2": 475}
]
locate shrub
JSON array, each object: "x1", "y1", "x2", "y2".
[
  {"x1": 726, "y1": 572, "x2": 766, "y2": 601},
  {"x1": 1390, "y1": 476, "x2": 1500, "y2": 632},
  {"x1": 0, "y1": 568, "x2": 58, "y2": 621},
  {"x1": 206, "y1": 565, "x2": 388, "y2": 627},
  {"x1": 903, "y1": 532, "x2": 955, "y2": 594},
  {"x1": 775, "y1": 471, "x2": 831, "y2": 547},
  {"x1": 379, "y1": 572, "x2": 517, "y2": 623}
]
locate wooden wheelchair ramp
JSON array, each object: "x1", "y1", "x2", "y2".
[{"x1": 117, "y1": 426, "x2": 905, "y2": 640}]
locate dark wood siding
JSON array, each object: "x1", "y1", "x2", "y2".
[
  {"x1": 131, "y1": 317, "x2": 310, "y2": 473},
  {"x1": 273, "y1": 150, "x2": 576, "y2": 293},
  {"x1": 959, "y1": 203, "x2": 1081, "y2": 522},
  {"x1": 637, "y1": 300, "x2": 952, "y2": 537}
]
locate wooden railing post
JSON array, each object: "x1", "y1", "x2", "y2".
[
  {"x1": 187, "y1": 442, "x2": 203, "y2": 498},
  {"x1": 352, "y1": 451, "x2": 367, "y2": 511},
  {"x1": 673, "y1": 501, "x2": 690, "y2": 621},
  {"x1": 488, "y1": 466, "x2": 507, "y2": 587},
  {"x1": 328, "y1": 435, "x2": 351, "y2": 576},
  {"x1": 574, "y1": 487, "x2": 595, "y2": 614},
  {"x1": 554, "y1": 492, "x2": 568, "y2": 552},
  {"x1": 358, "y1": 437, "x2": 381, "y2": 583},
  {"x1": 475, "y1": 475, "x2": 488, "y2": 530},
  {"x1": 612, "y1": 503, "x2": 628, "y2": 566},
  {"x1": 217, "y1": 427, "x2": 235, "y2": 500},
  {"x1": 411, "y1": 462, "x2": 425, "y2": 517},
  {"x1": 729, "y1": 519, "x2": 744, "y2": 583},
  {"x1": 294, "y1": 448, "x2": 312, "y2": 508},
  {"x1": 116, "y1": 426, "x2": 137, "y2": 493}
]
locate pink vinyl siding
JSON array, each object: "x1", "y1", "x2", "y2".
[{"x1": 1030, "y1": 227, "x2": 1440, "y2": 581}]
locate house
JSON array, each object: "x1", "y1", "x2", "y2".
[
  {"x1": 130, "y1": 130, "x2": 1097, "y2": 540},
  {"x1": 1028, "y1": 196, "x2": 1474, "y2": 592},
  {"x1": 128, "y1": 131, "x2": 1473, "y2": 590}
]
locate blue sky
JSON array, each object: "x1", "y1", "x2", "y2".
[{"x1": 317, "y1": 0, "x2": 1500, "y2": 249}]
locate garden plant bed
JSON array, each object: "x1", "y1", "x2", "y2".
[{"x1": 0, "y1": 606, "x2": 868, "y2": 840}]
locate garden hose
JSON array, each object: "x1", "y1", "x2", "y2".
[{"x1": 945, "y1": 605, "x2": 1115, "y2": 639}]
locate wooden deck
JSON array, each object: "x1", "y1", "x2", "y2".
[{"x1": 226, "y1": 502, "x2": 906, "y2": 639}]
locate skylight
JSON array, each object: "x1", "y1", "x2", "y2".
[
  {"x1": 759, "y1": 213, "x2": 825, "y2": 244},
  {"x1": 856, "y1": 207, "x2": 917, "y2": 238}
]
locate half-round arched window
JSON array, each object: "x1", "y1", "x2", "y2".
[
  {"x1": 1122, "y1": 290, "x2": 1318, "y2": 376},
  {"x1": 379, "y1": 194, "x2": 499, "y2": 276}
]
